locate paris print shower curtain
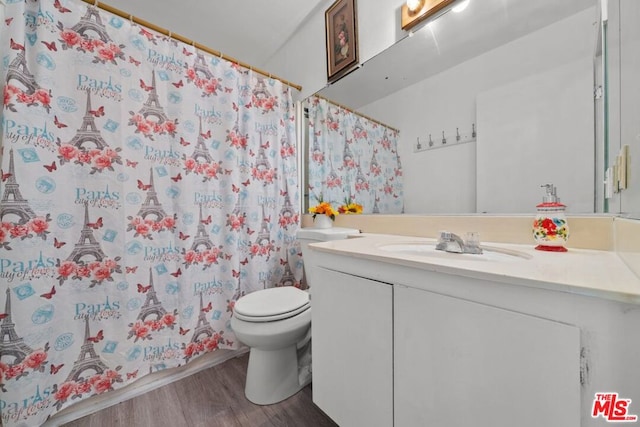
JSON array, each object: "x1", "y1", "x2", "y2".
[
  {"x1": 306, "y1": 95, "x2": 403, "y2": 213},
  {"x1": 0, "y1": 1, "x2": 302, "y2": 425}
]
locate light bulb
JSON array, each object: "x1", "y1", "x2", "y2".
[
  {"x1": 452, "y1": 0, "x2": 470, "y2": 13},
  {"x1": 406, "y1": 0, "x2": 424, "y2": 12}
]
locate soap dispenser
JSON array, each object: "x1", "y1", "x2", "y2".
[{"x1": 533, "y1": 184, "x2": 569, "y2": 252}]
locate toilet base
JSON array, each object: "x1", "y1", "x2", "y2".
[{"x1": 245, "y1": 344, "x2": 309, "y2": 405}]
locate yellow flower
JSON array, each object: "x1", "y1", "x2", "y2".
[
  {"x1": 338, "y1": 195, "x2": 363, "y2": 214},
  {"x1": 309, "y1": 201, "x2": 339, "y2": 220},
  {"x1": 338, "y1": 202, "x2": 363, "y2": 214}
]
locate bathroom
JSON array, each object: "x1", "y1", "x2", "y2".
[{"x1": 1, "y1": 0, "x2": 638, "y2": 426}]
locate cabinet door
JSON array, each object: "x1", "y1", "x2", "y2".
[
  {"x1": 394, "y1": 285, "x2": 581, "y2": 427},
  {"x1": 311, "y1": 267, "x2": 393, "y2": 427}
]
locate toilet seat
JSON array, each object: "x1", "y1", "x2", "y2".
[{"x1": 234, "y1": 286, "x2": 310, "y2": 322}]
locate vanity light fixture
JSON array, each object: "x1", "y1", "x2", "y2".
[{"x1": 401, "y1": 0, "x2": 468, "y2": 31}]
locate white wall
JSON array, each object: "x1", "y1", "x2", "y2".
[
  {"x1": 358, "y1": 8, "x2": 596, "y2": 214},
  {"x1": 266, "y1": 0, "x2": 407, "y2": 100}
]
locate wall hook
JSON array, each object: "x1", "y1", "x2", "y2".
[{"x1": 414, "y1": 124, "x2": 477, "y2": 153}]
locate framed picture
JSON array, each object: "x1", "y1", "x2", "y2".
[{"x1": 325, "y1": 0, "x2": 358, "y2": 83}]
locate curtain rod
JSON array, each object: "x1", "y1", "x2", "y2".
[
  {"x1": 314, "y1": 94, "x2": 400, "y2": 133},
  {"x1": 82, "y1": 0, "x2": 302, "y2": 92}
]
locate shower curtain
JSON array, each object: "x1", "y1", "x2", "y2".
[
  {"x1": 306, "y1": 95, "x2": 403, "y2": 213},
  {"x1": 0, "y1": 1, "x2": 302, "y2": 425}
]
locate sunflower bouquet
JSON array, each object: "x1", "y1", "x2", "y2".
[
  {"x1": 338, "y1": 196, "x2": 363, "y2": 214},
  {"x1": 309, "y1": 196, "x2": 339, "y2": 221}
]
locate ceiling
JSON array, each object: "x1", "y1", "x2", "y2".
[{"x1": 102, "y1": 0, "x2": 326, "y2": 67}]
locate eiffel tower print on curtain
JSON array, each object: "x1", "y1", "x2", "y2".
[
  {"x1": 184, "y1": 293, "x2": 216, "y2": 362},
  {"x1": 191, "y1": 204, "x2": 214, "y2": 251},
  {"x1": 231, "y1": 192, "x2": 245, "y2": 218},
  {"x1": 355, "y1": 159, "x2": 369, "y2": 193},
  {"x1": 71, "y1": 5, "x2": 114, "y2": 44},
  {"x1": 252, "y1": 133, "x2": 275, "y2": 187},
  {"x1": 278, "y1": 253, "x2": 297, "y2": 288},
  {"x1": 252, "y1": 77, "x2": 271, "y2": 103},
  {"x1": 231, "y1": 276, "x2": 245, "y2": 303},
  {"x1": 135, "y1": 268, "x2": 168, "y2": 323},
  {"x1": 136, "y1": 168, "x2": 167, "y2": 222},
  {"x1": 256, "y1": 205, "x2": 272, "y2": 247},
  {"x1": 190, "y1": 118, "x2": 214, "y2": 163},
  {"x1": 6, "y1": 50, "x2": 41, "y2": 95},
  {"x1": 251, "y1": 205, "x2": 274, "y2": 261},
  {"x1": 65, "y1": 90, "x2": 110, "y2": 151},
  {"x1": 193, "y1": 53, "x2": 215, "y2": 81},
  {"x1": 255, "y1": 144, "x2": 271, "y2": 171},
  {"x1": 0, "y1": 288, "x2": 35, "y2": 367},
  {"x1": 185, "y1": 52, "x2": 224, "y2": 97},
  {"x1": 65, "y1": 203, "x2": 107, "y2": 263},
  {"x1": 5, "y1": 49, "x2": 51, "y2": 112},
  {"x1": 278, "y1": 179, "x2": 297, "y2": 228},
  {"x1": 138, "y1": 70, "x2": 169, "y2": 123},
  {"x1": 0, "y1": 149, "x2": 37, "y2": 224},
  {"x1": 127, "y1": 268, "x2": 177, "y2": 342},
  {"x1": 372, "y1": 191, "x2": 381, "y2": 214},
  {"x1": 343, "y1": 137, "x2": 355, "y2": 167},
  {"x1": 63, "y1": 316, "x2": 110, "y2": 385}
]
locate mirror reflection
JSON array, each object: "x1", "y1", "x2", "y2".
[{"x1": 306, "y1": 0, "x2": 639, "y2": 216}]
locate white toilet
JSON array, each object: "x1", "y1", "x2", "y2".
[{"x1": 231, "y1": 226, "x2": 360, "y2": 405}]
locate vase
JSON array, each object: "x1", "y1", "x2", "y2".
[{"x1": 313, "y1": 215, "x2": 333, "y2": 229}]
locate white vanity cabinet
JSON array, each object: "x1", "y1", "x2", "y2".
[
  {"x1": 311, "y1": 267, "x2": 393, "y2": 427},
  {"x1": 394, "y1": 284, "x2": 581, "y2": 427},
  {"x1": 309, "y1": 235, "x2": 640, "y2": 427}
]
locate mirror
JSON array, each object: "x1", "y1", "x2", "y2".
[
  {"x1": 307, "y1": 0, "x2": 640, "y2": 215},
  {"x1": 603, "y1": 0, "x2": 640, "y2": 218}
]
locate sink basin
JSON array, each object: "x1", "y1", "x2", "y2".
[{"x1": 377, "y1": 242, "x2": 531, "y2": 262}]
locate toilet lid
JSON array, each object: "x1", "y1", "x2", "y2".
[{"x1": 233, "y1": 286, "x2": 310, "y2": 322}]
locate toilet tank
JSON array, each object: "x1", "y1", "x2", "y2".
[
  {"x1": 296, "y1": 227, "x2": 360, "y2": 288},
  {"x1": 296, "y1": 227, "x2": 360, "y2": 250}
]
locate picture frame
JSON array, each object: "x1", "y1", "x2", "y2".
[{"x1": 325, "y1": 0, "x2": 358, "y2": 83}]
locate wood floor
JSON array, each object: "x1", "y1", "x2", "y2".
[{"x1": 62, "y1": 353, "x2": 338, "y2": 427}]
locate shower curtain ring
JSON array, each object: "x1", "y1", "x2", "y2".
[{"x1": 94, "y1": 0, "x2": 98, "y2": 6}]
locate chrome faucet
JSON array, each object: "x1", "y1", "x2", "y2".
[{"x1": 435, "y1": 231, "x2": 483, "y2": 255}]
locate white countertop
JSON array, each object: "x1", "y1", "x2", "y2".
[{"x1": 309, "y1": 233, "x2": 640, "y2": 305}]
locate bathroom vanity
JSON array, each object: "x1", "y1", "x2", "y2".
[{"x1": 307, "y1": 234, "x2": 640, "y2": 427}]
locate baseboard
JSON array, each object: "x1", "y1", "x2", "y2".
[{"x1": 44, "y1": 347, "x2": 249, "y2": 427}]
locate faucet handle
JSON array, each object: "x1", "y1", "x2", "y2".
[
  {"x1": 435, "y1": 231, "x2": 450, "y2": 250},
  {"x1": 464, "y1": 232, "x2": 483, "y2": 254},
  {"x1": 439, "y1": 231, "x2": 453, "y2": 241},
  {"x1": 464, "y1": 232, "x2": 479, "y2": 246}
]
